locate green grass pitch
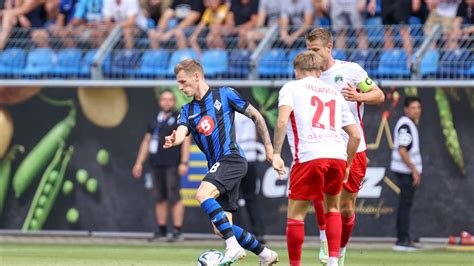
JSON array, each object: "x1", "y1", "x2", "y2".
[{"x1": 1, "y1": 242, "x2": 473, "y2": 265}]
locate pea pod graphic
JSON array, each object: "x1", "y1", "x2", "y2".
[
  {"x1": 435, "y1": 88, "x2": 465, "y2": 175},
  {"x1": 22, "y1": 144, "x2": 74, "y2": 231},
  {"x1": 0, "y1": 145, "x2": 24, "y2": 215},
  {"x1": 12, "y1": 95, "x2": 75, "y2": 198}
]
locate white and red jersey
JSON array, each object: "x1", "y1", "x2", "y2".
[
  {"x1": 279, "y1": 76, "x2": 356, "y2": 163},
  {"x1": 320, "y1": 60, "x2": 368, "y2": 152}
]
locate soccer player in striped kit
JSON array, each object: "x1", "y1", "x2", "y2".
[
  {"x1": 164, "y1": 59, "x2": 279, "y2": 265},
  {"x1": 305, "y1": 28, "x2": 385, "y2": 265}
]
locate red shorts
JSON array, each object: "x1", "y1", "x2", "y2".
[
  {"x1": 289, "y1": 158, "x2": 347, "y2": 201},
  {"x1": 343, "y1": 151, "x2": 367, "y2": 193}
]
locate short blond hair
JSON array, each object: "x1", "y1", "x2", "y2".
[
  {"x1": 293, "y1": 51, "x2": 321, "y2": 72},
  {"x1": 174, "y1": 58, "x2": 204, "y2": 75},
  {"x1": 305, "y1": 27, "x2": 333, "y2": 45}
]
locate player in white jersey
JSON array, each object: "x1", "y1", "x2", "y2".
[
  {"x1": 272, "y1": 51, "x2": 361, "y2": 266},
  {"x1": 305, "y1": 28, "x2": 385, "y2": 265}
]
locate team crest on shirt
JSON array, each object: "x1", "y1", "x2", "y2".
[
  {"x1": 197, "y1": 115, "x2": 215, "y2": 136},
  {"x1": 214, "y1": 99, "x2": 222, "y2": 111},
  {"x1": 334, "y1": 74, "x2": 344, "y2": 85}
]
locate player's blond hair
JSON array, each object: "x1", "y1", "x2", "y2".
[
  {"x1": 305, "y1": 27, "x2": 333, "y2": 45},
  {"x1": 174, "y1": 58, "x2": 204, "y2": 75},
  {"x1": 293, "y1": 51, "x2": 321, "y2": 72}
]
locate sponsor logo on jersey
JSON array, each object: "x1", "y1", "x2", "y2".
[
  {"x1": 334, "y1": 74, "x2": 344, "y2": 85},
  {"x1": 197, "y1": 116, "x2": 215, "y2": 136}
]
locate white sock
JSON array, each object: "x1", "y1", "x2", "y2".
[
  {"x1": 258, "y1": 247, "x2": 271, "y2": 259},
  {"x1": 320, "y1": 230, "x2": 327, "y2": 241},
  {"x1": 225, "y1": 236, "x2": 241, "y2": 249},
  {"x1": 328, "y1": 257, "x2": 338, "y2": 266},
  {"x1": 339, "y1": 247, "x2": 346, "y2": 256}
]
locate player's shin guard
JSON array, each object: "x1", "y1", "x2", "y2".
[
  {"x1": 341, "y1": 215, "x2": 355, "y2": 248},
  {"x1": 325, "y1": 212, "x2": 342, "y2": 258},
  {"x1": 287, "y1": 218, "x2": 305, "y2": 266},
  {"x1": 200, "y1": 198, "x2": 234, "y2": 239},
  {"x1": 232, "y1": 224, "x2": 265, "y2": 255},
  {"x1": 313, "y1": 200, "x2": 327, "y2": 231}
]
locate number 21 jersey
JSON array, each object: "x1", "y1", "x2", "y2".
[{"x1": 279, "y1": 76, "x2": 356, "y2": 163}]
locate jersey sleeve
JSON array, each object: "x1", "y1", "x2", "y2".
[
  {"x1": 340, "y1": 95, "x2": 356, "y2": 127},
  {"x1": 278, "y1": 83, "x2": 294, "y2": 109},
  {"x1": 225, "y1": 87, "x2": 250, "y2": 114},
  {"x1": 397, "y1": 124, "x2": 413, "y2": 150},
  {"x1": 177, "y1": 105, "x2": 189, "y2": 129}
]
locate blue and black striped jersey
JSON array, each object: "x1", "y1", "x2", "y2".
[{"x1": 178, "y1": 87, "x2": 249, "y2": 168}]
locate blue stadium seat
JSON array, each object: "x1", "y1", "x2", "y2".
[
  {"x1": 365, "y1": 17, "x2": 384, "y2": 46},
  {"x1": 332, "y1": 49, "x2": 347, "y2": 61},
  {"x1": 376, "y1": 49, "x2": 410, "y2": 78},
  {"x1": 80, "y1": 49, "x2": 111, "y2": 78},
  {"x1": 167, "y1": 49, "x2": 198, "y2": 76},
  {"x1": 50, "y1": 48, "x2": 82, "y2": 78},
  {"x1": 201, "y1": 49, "x2": 228, "y2": 78},
  {"x1": 24, "y1": 48, "x2": 55, "y2": 77},
  {"x1": 228, "y1": 49, "x2": 251, "y2": 78},
  {"x1": 258, "y1": 49, "x2": 288, "y2": 78},
  {"x1": 419, "y1": 50, "x2": 439, "y2": 77},
  {"x1": 348, "y1": 50, "x2": 378, "y2": 76},
  {"x1": 0, "y1": 48, "x2": 26, "y2": 77},
  {"x1": 107, "y1": 49, "x2": 141, "y2": 77},
  {"x1": 135, "y1": 49, "x2": 170, "y2": 78},
  {"x1": 439, "y1": 49, "x2": 471, "y2": 78}
]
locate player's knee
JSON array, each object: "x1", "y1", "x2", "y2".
[{"x1": 340, "y1": 200, "x2": 354, "y2": 217}]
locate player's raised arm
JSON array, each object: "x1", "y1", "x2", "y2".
[
  {"x1": 163, "y1": 125, "x2": 189, "y2": 148},
  {"x1": 244, "y1": 104, "x2": 273, "y2": 162}
]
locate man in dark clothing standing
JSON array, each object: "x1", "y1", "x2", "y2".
[
  {"x1": 133, "y1": 89, "x2": 191, "y2": 241},
  {"x1": 390, "y1": 96, "x2": 422, "y2": 251}
]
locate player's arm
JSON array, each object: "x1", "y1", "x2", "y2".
[
  {"x1": 244, "y1": 104, "x2": 273, "y2": 162},
  {"x1": 178, "y1": 136, "x2": 191, "y2": 176},
  {"x1": 272, "y1": 105, "x2": 292, "y2": 176},
  {"x1": 132, "y1": 133, "x2": 151, "y2": 178},
  {"x1": 341, "y1": 98, "x2": 361, "y2": 181},
  {"x1": 163, "y1": 125, "x2": 189, "y2": 148}
]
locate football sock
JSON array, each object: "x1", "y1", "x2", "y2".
[
  {"x1": 313, "y1": 200, "x2": 327, "y2": 231},
  {"x1": 339, "y1": 247, "x2": 346, "y2": 256},
  {"x1": 326, "y1": 212, "x2": 342, "y2": 258},
  {"x1": 287, "y1": 218, "x2": 305, "y2": 266},
  {"x1": 232, "y1": 224, "x2": 265, "y2": 255},
  {"x1": 200, "y1": 198, "x2": 234, "y2": 240},
  {"x1": 341, "y1": 215, "x2": 355, "y2": 248},
  {"x1": 158, "y1": 225, "x2": 167, "y2": 236},
  {"x1": 327, "y1": 257, "x2": 338, "y2": 266},
  {"x1": 320, "y1": 230, "x2": 327, "y2": 241}
]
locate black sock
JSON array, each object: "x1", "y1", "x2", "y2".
[
  {"x1": 174, "y1": 226, "x2": 182, "y2": 233},
  {"x1": 159, "y1": 225, "x2": 167, "y2": 236}
]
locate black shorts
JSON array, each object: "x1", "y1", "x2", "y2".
[
  {"x1": 203, "y1": 154, "x2": 248, "y2": 212},
  {"x1": 153, "y1": 165, "x2": 181, "y2": 204},
  {"x1": 381, "y1": 0, "x2": 411, "y2": 25}
]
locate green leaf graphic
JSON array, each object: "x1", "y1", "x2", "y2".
[
  {"x1": 264, "y1": 108, "x2": 278, "y2": 129},
  {"x1": 263, "y1": 91, "x2": 279, "y2": 110},
  {"x1": 252, "y1": 87, "x2": 269, "y2": 106}
]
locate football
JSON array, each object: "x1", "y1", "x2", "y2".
[{"x1": 197, "y1": 249, "x2": 224, "y2": 266}]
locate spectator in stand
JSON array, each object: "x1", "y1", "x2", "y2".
[
  {"x1": 245, "y1": 0, "x2": 281, "y2": 50},
  {"x1": 102, "y1": 0, "x2": 148, "y2": 49},
  {"x1": 424, "y1": 0, "x2": 461, "y2": 35},
  {"x1": 225, "y1": 0, "x2": 258, "y2": 48},
  {"x1": 0, "y1": 0, "x2": 57, "y2": 50},
  {"x1": 147, "y1": 0, "x2": 204, "y2": 49},
  {"x1": 368, "y1": 0, "x2": 421, "y2": 66},
  {"x1": 50, "y1": 0, "x2": 78, "y2": 48},
  {"x1": 140, "y1": 0, "x2": 172, "y2": 28},
  {"x1": 188, "y1": 0, "x2": 229, "y2": 54},
  {"x1": 279, "y1": 0, "x2": 314, "y2": 47},
  {"x1": 453, "y1": 0, "x2": 474, "y2": 41},
  {"x1": 320, "y1": 0, "x2": 369, "y2": 49}
]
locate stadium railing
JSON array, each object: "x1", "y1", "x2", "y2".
[{"x1": 0, "y1": 23, "x2": 472, "y2": 88}]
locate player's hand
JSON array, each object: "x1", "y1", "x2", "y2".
[
  {"x1": 343, "y1": 167, "x2": 351, "y2": 183},
  {"x1": 341, "y1": 83, "x2": 360, "y2": 102},
  {"x1": 272, "y1": 154, "x2": 286, "y2": 178},
  {"x1": 412, "y1": 169, "x2": 421, "y2": 187},
  {"x1": 163, "y1": 130, "x2": 176, "y2": 149},
  {"x1": 132, "y1": 164, "x2": 143, "y2": 179},
  {"x1": 178, "y1": 163, "x2": 189, "y2": 176}
]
